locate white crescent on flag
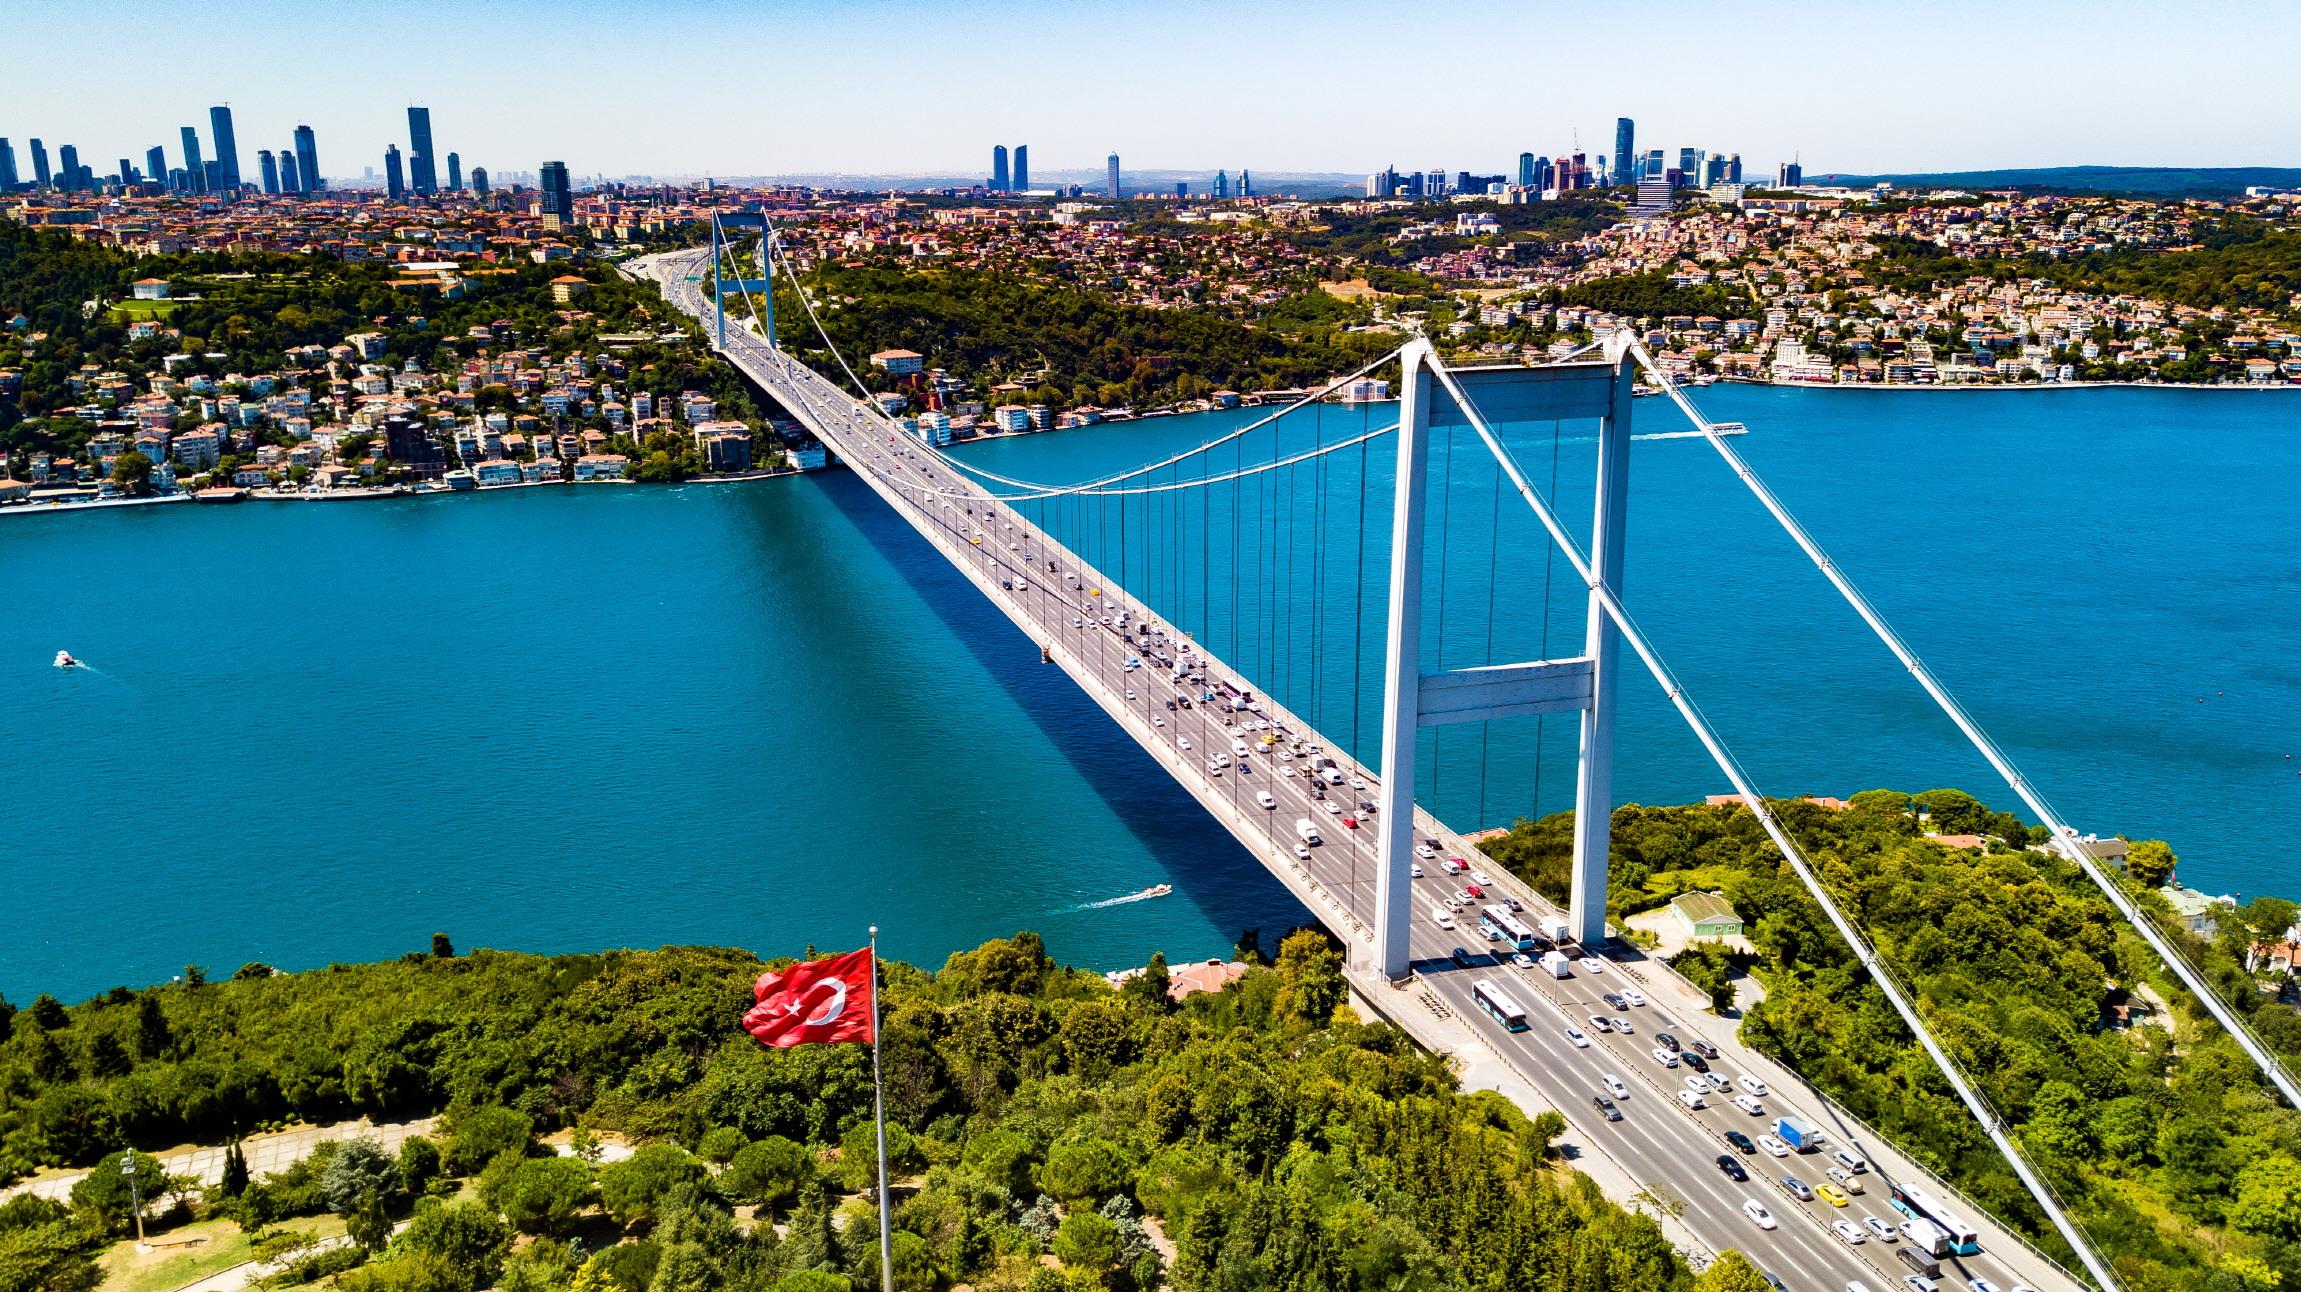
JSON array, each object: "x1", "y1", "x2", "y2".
[{"x1": 786, "y1": 976, "x2": 848, "y2": 1027}]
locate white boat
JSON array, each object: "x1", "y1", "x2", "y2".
[
  {"x1": 53, "y1": 651, "x2": 80, "y2": 669},
  {"x1": 1137, "y1": 883, "x2": 1172, "y2": 900}
]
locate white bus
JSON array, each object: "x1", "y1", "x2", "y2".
[
  {"x1": 1479, "y1": 905, "x2": 1537, "y2": 950},
  {"x1": 1470, "y1": 979, "x2": 1529, "y2": 1032},
  {"x1": 1890, "y1": 1185, "x2": 1980, "y2": 1255}
]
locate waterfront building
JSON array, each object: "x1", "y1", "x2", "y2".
[
  {"x1": 1013, "y1": 144, "x2": 1027, "y2": 192},
  {"x1": 0, "y1": 139, "x2": 16, "y2": 191},
  {"x1": 992, "y1": 144, "x2": 1009, "y2": 192},
  {"x1": 384, "y1": 145, "x2": 405, "y2": 200},
  {"x1": 179, "y1": 126, "x2": 205, "y2": 192},
  {"x1": 539, "y1": 160, "x2": 572, "y2": 224},
  {"x1": 208, "y1": 104, "x2": 240, "y2": 188},
  {"x1": 294, "y1": 125, "x2": 321, "y2": 192},
  {"x1": 1107, "y1": 151, "x2": 1121, "y2": 198},
  {"x1": 1612, "y1": 117, "x2": 1634, "y2": 188},
  {"x1": 257, "y1": 150, "x2": 278, "y2": 193},
  {"x1": 407, "y1": 106, "x2": 437, "y2": 193}
]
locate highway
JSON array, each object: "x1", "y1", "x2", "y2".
[{"x1": 636, "y1": 247, "x2": 2083, "y2": 1292}]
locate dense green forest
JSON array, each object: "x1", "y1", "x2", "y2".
[
  {"x1": 774, "y1": 265, "x2": 1395, "y2": 409},
  {"x1": 0, "y1": 223, "x2": 763, "y2": 463},
  {"x1": 1486, "y1": 791, "x2": 2301, "y2": 1292},
  {"x1": 0, "y1": 934, "x2": 1698, "y2": 1292}
]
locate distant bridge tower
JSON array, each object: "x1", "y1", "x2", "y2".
[
  {"x1": 711, "y1": 211, "x2": 773, "y2": 352},
  {"x1": 1373, "y1": 337, "x2": 1637, "y2": 980}
]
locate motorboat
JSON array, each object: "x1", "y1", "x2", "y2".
[
  {"x1": 53, "y1": 651, "x2": 80, "y2": 669},
  {"x1": 1137, "y1": 883, "x2": 1172, "y2": 900}
]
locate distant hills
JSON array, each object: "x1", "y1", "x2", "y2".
[{"x1": 1806, "y1": 165, "x2": 2301, "y2": 199}]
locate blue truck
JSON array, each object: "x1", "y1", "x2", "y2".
[{"x1": 1775, "y1": 1115, "x2": 1824, "y2": 1152}]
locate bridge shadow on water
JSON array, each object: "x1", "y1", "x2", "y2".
[{"x1": 809, "y1": 467, "x2": 1315, "y2": 957}]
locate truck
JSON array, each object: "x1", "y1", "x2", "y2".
[
  {"x1": 1774, "y1": 1115, "x2": 1824, "y2": 1153},
  {"x1": 1295, "y1": 817, "x2": 1322, "y2": 845},
  {"x1": 1540, "y1": 950, "x2": 1573, "y2": 978},
  {"x1": 1538, "y1": 915, "x2": 1572, "y2": 944},
  {"x1": 1900, "y1": 1216, "x2": 1953, "y2": 1259}
]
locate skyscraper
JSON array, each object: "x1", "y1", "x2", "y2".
[
  {"x1": 446, "y1": 152, "x2": 461, "y2": 191},
  {"x1": 1107, "y1": 152, "x2": 1121, "y2": 198},
  {"x1": 29, "y1": 139, "x2": 50, "y2": 188},
  {"x1": 1612, "y1": 118, "x2": 1635, "y2": 188},
  {"x1": 1517, "y1": 152, "x2": 1536, "y2": 187},
  {"x1": 991, "y1": 145, "x2": 1009, "y2": 192},
  {"x1": 280, "y1": 150, "x2": 301, "y2": 193},
  {"x1": 258, "y1": 150, "x2": 279, "y2": 194},
  {"x1": 57, "y1": 146, "x2": 80, "y2": 192},
  {"x1": 180, "y1": 126, "x2": 205, "y2": 192},
  {"x1": 539, "y1": 160, "x2": 572, "y2": 223},
  {"x1": 1678, "y1": 147, "x2": 1700, "y2": 188},
  {"x1": 470, "y1": 166, "x2": 489, "y2": 196},
  {"x1": 208, "y1": 105, "x2": 241, "y2": 188},
  {"x1": 1726, "y1": 153, "x2": 1743, "y2": 184},
  {"x1": 1214, "y1": 169, "x2": 1229, "y2": 199},
  {"x1": 294, "y1": 125, "x2": 321, "y2": 192},
  {"x1": 407, "y1": 107, "x2": 436, "y2": 194},
  {"x1": 1012, "y1": 144, "x2": 1027, "y2": 192},
  {"x1": 1240, "y1": 169, "x2": 1252, "y2": 198},
  {"x1": 118, "y1": 158, "x2": 135, "y2": 185},
  {"x1": 144, "y1": 146, "x2": 165, "y2": 186},
  {"x1": 1776, "y1": 160, "x2": 1801, "y2": 188},
  {"x1": 0, "y1": 139, "x2": 16, "y2": 191},
  {"x1": 384, "y1": 145, "x2": 405, "y2": 200}
]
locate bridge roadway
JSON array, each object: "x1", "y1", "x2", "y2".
[{"x1": 636, "y1": 248, "x2": 2081, "y2": 1292}]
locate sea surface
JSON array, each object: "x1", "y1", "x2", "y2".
[{"x1": 3, "y1": 384, "x2": 2296, "y2": 1000}]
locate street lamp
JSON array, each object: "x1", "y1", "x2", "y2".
[{"x1": 121, "y1": 1148, "x2": 147, "y2": 1249}]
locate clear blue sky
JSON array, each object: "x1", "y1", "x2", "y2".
[{"x1": 7, "y1": 0, "x2": 2292, "y2": 182}]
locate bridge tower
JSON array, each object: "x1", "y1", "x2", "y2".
[
  {"x1": 711, "y1": 211, "x2": 773, "y2": 351},
  {"x1": 1372, "y1": 336, "x2": 1636, "y2": 981}
]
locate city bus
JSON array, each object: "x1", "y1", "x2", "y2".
[
  {"x1": 1479, "y1": 905, "x2": 1538, "y2": 951},
  {"x1": 1471, "y1": 979, "x2": 1529, "y2": 1032},
  {"x1": 1889, "y1": 1185, "x2": 1981, "y2": 1255}
]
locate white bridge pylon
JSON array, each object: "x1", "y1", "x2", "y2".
[{"x1": 1373, "y1": 337, "x2": 1635, "y2": 980}]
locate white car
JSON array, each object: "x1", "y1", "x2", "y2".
[
  {"x1": 1292, "y1": 843, "x2": 1311, "y2": 861},
  {"x1": 1742, "y1": 1199, "x2": 1776, "y2": 1230},
  {"x1": 1256, "y1": 791, "x2": 1276, "y2": 810},
  {"x1": 1833, "y1": 1147, "x2": 1869, "y2": 1174},
  {"x1": 1579, "y1": 957, "x2": 1604, "y2": 974},
  {"x1": 1415, "y1": 843, "x2": 1438, "y2": 860},
  {"x1": 1651, "y1": 1046, "x2": 1679, "y2": 1068},
  {"x1": 1675, "y1": 1089, "x2": 1705, "y2": 1110},
  {"x1": 1564, "y1": 1026, "x2": 1590, "y2": 1048},
  {"x1": 1966, "y1": 1281, "x2": 2001, "y2": 1292},
  {"x1": 1153, "y1": 716, "x2": 1166, "y2": 726},
  {"x1": 1732, "y1": 1094, "x2": 1765, "y2": 1116},
  {"x1": 1410, "y1": 862, "x2": 1425, "y2": 878},
  {"x1": 1323, "y1": 800, "x2": 1343, "y2": 815},
  {"x1": 1704, "y1": 1072, "x2": 1731, "y2": 1092},
  {"x1": 1682, "y1": 1075, "x2": 1709, "y2": 1095},
  {"x1": 1602, "y1": 1074, "x2": 1628, "y2": 1099},
  {"x1": 1281, "y1": 765, "x2": 1297, "y2": 777},
  {"x1": 1232, "y1": 740, "x2": 1249, "y2": 756},
  {"x1": 1758, "y1": 1134, "x2": 1791, "y2": 1157},
  {"x1": 1620, "y1": 988, "x2": 1646, "y2": 1007},
  {"x1": 1862, "y1": 1215, "x2": 1898, "y2": 1241},
  {"x1": 1611, "y1": 1016, "x2": 1634, "y2": 1035},
  {"x1": 1442, "y1": 858, "x2": 1468, "y2": 875},
  {"x1": 1470, "y1": 870, "x2": 1492, "y2": 885},
  {"x1": 1177, "y1": 736, "x2": 1192, "y2": 750},
  {"x1": 1831, "y1": 1218, "x2": 1867, "y2": 1245},
  {"x1": 1738, "y1": 1075, "x2": 1769, "y2": 1098}
]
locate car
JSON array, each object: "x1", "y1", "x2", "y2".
[
  {"x1": 1592, "y1": 1096, "x2": 1622, "y2": 1122},
  {"x1": 1293, "y1": 843, "x2": 1311, "y2": 861},
  {"x1": 1716, "y1": 1154, "x2": 1749, "y2": 1181},
  {"x1": 1832, "y1": 1219, "x2": 1867, "y2": 1245},
  {"x1": 1415, "y1": 843, "x2": 1437, "y2": 860},
  {"x1": 1733, "y1": 1093, "x2": 1765, "y2": 1115},
  {"x1": 1834, "y1": 1147, "x2": 1870, "y2": 1174},
  {"x1": 1256, "y1": 790, "x2": 1277, "y2": 809},
  {"x1": 1621, "y1": 988, "x2": 1647, "y2": 1007},
  {"x1": 1963, "y1": 1281, "x2": 1999, "y2": 1292},
  {"x1": 1342, "y1": 815, "x2": 1359, "y2": 829},
  {"x1": 1742, "y1": 1199, "x2": 1777, "y2": 1230},
  {"x1": 1602, "y1": 992, "x2": 1629, "y2": 1010},
  {"x1": 1651, "y1": 1046, "x2": 1679, "y2": 1068},
  {"x1": 1602, "y1": 1075, "x2": 1629, "y2": 1100},
  {"x1": 1588, "y1": 1015, "x2": 1614, "y2": 1033},
  {"x1": 1448, "y1": 947, "x2": 1478, "y2": 969},
  {"x1": 1759, "y1": 1135, "x2": 1791, "y2": 1157},
  {"x1": 1504, "y1": 896, "x2": 1523, "y2": 912},
  {"x1": 1232, "y1": 740, "x2": 1249, "y2": 756},
  {"x1": 1153, "y1": 716, "x2": 1166, "y2": 726},
  {"x1": 1903, "y1": 1279, "x2": 1939, "y2": 1292},
  {"x1": 1442, "y1": 857, "x2": 1468, "y2": 874},
  {"x1": 1676, "y1": 1089, "x2": 1706, "y2": 1110},
  {"x1": 1409, "y1": 861, "x2": 1425, "y2": 878},
  {"x1": 1177, "y1": 736, "x2": 1192, "y2": 750},
  {"x1": 1655, "y1": 1033, "x2": 1681, "y2": 1053},
  {"x1": 1705, "y1": 1072, "x2": 1732, "y2": 1093},
  {"x1": 1280, "y1": 765, "x2": 1296, "y2": 777},
  {"x1": 1682, "y1": 1075, "x2": 1710, "y2": 1095},
  {"x1": 1817, "y1": 1183, "x2": 1850, "y2": 1207},
  {"x1": 1863, "y1": 1215, "x2": 1899, "y2": 1241},
  {"x1": 1462, "y1": 884, "x2": 1485, "y2": 899},
  {"x1": 1470, "y1": 870, "x2": 1493, "y2": 885},
  {"x1": 1677, "y1": 1051, "x2": 1703, "y2": 1071},
  {"x1": 1564, "y1": 1026, "x2": 1590, "y2": 1048},
  {"x1": 1483, "y1": 927, "x2": 1502, "y2": 943},
  {"x1": 1738, "y1": 1075, "x2": 1769, "y2": 1098},
  {"x1": 1780, "y1": 1175, "x2": 1815, "y2": 1202},
  {"x1": 1723, "y1": 1130, "x2": 1756, "y2": 1154},
  {"x1": 1688, "y1": 1038, "x2": 1718, "y2": 1059},
  {"x1": 1611, "y1": 1016, "x2": 1634, "y2": 1035},
  {"x1": 1323, "y1": 800, "x2": 1343, "y2": 815},
  {"x1": 1579, "y1": 956, "x2": 1604, "y2": 974},
  {"x1": 1510, "y1": 952, "x2": 1534, "y2": 968}
]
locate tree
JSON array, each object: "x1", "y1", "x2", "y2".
[
  {"x1": 2230, "y1": 1152, "x2": 2301, "y2": 1243},
  {"x1": 696, "y1": 1126, "x2": 746, "y2": 1165},
  {"x1": 396, "y1": 1136, "x2": 444, "y2": 1197},
  {"x1": 1672, "y1": 942, "x2": 1738, "y2": 1014},
  {"x1": 430, "y1": 933, "x2": 455, "y2": 959},
  {"x1": 490, "y1": 1156, "x2": 594, "y2": 1236},
  {"x1": 723, "y1": 1136, "x2": 818, "y2": 1213},
  {"x1": 394, "y1": 1199, "x2": 511, "y2": 1286},
  {"x1": 66, "y1": 1150, "x2": 165, "y2": 1232},
  {"x1": 347, "y1": 1190, "x2": 394, "y2": 1254},
  {"x1": 109, "y1": 450, "x2": 153, "y2": 496},
  {"x1": 323, "y1": 1138, "x2": 399, "y2": 1217},
  {"x1": 1039, "y1": 1138, "x2": 1130, "y2": 1205},
  {"x1": 1123, "y1": 953, "x2": 1171, "y2": 1012},
  {"x1": 1053, "y1": 1212, "x2": 1120, "y2": 1272},
  {"x1": 444, "y1": 1105, "x2": 534, "y2": 1175},
  {"x1": 1060, "y1": 998, "x2": 1136, "y2": 1080},
  {"x1": 1693, "y1": 1249, "x2": 1777, "y2": 1292},
  {"x1": 2126, "y1": 838, "x2": 2176, "y2": 888},
  {"x1": 0, "y1": 1215, "x2": 103, "y2": 1292},
  {"x1": 1272, "y1": 930, "x2": 1344, "y2": 1025},
  {"x1": 598, "y1": 1143, "x2": 706, "y2": 1227},
  {"x1": 837, "y1": 1119, "x2": 919, "y2": 1194},
  {"x1": 217, "y1": 1140, "x2": 249, "y2": 1198}
]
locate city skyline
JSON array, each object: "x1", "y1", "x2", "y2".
[{"x1": 3, "y1": 0, "x2": 2294, "y2": 180}]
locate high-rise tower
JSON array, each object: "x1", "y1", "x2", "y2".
[
  {"x1": 1012, "y1": 144, "x2": 1027, "y2": 192},
  {"x1": 1612, "y1": 118, "x2": 1634, "y2": 189},
  {"x1": 294, "y1": 126, "x2": 321, "y2": 192},
  {"x1": 0, "y1": 139, "x2": 16, "y2": 191},
  {"x1": 1106, "y1": 152, "x2": 1121, "y2": 198},
  {"x1": 258, "y1": 150, "x2": 279, "y2": 193},
  {"x1": 539, "y1": 160, "x2": 572, "y2": 222},
  {"x1": 991, "y1": 144, "x2": 1009, "y2": 192},
  {"x1": 384, "y1": 145, "x2": 405, "y2": 199},
  {"x1": 446, "y1": 152, "x2": 461, "y2": 192},
  {"x1": 407, "y1": 107, "x2": 437, "y2": 193},
  {"x1": 144, "y1": 146, "x2": 165, "y2": 187},
  {"x1": 180, "y1": 126, "x2": 206, "y2": 192},
  {"x1": 28, "y1": 139, "x2": 50, "y2": 188},
  {"x1": 208, "y1": 105, "x2": 241, "y2": 188}
]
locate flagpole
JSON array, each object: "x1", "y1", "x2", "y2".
[{"x1": 869, "y1": 925, "x2": 893, "y2": 1292}]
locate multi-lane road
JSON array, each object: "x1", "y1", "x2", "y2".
[{"x1": 635, "y1": 248, "x2": 2082, "y2": 1292}]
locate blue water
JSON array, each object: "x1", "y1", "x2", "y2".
[{"x1": 3, "y1": 385, "x2": 2296, "y2": 999}]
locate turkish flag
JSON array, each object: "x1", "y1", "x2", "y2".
[{"x1": 743, "y1": 948, "x2": 876, "y2": 1048}]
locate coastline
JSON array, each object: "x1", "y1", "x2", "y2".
[
  {"x1": 0, "y1": 467, "x2": 806, "y2": 520},
  {"x1": 1716, "y1": 376, "x2": 2301, "y2": 393}
]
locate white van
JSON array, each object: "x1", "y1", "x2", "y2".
[
  {"x1": 1295, "y1": 817, "x2": 1321, "y2": 844},
  {"x1": 1319, "y1": 767, "x2": 1345, "y2": 786},
  {"x1": 1256, "y1": 790, "x2": 1276, "y2": 809}
]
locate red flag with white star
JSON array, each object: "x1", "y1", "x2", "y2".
[{"x1": 742, "y1": 947, "x2": 875, "y2": 1048}]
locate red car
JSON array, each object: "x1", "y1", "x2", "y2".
[
  {"x1": 1342, "y1": 815, "x2": 1359, "y2": 829},
  {"x1": 1463, "y1": 884, "x2": 1485, "y2": 899}
]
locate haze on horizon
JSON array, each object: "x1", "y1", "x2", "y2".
[{"x1": 6, "y1": 0, "x2": 2292, "y2": 183}]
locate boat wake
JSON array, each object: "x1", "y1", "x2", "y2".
[{"x1": 1060, "y1": 884, "x2": 1174, "y2": 913}]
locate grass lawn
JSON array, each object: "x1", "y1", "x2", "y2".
[
  {"x1": 110, "y1": 299, "x2": 180, "y2": 321},
  {"x1": 98, "y1": 1214, "x2": 343, "y2": 1292}
]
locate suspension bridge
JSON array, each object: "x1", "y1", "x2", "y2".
[{"x1": 625, "y1": 216, "x2": 2301, "y2": 1292}]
